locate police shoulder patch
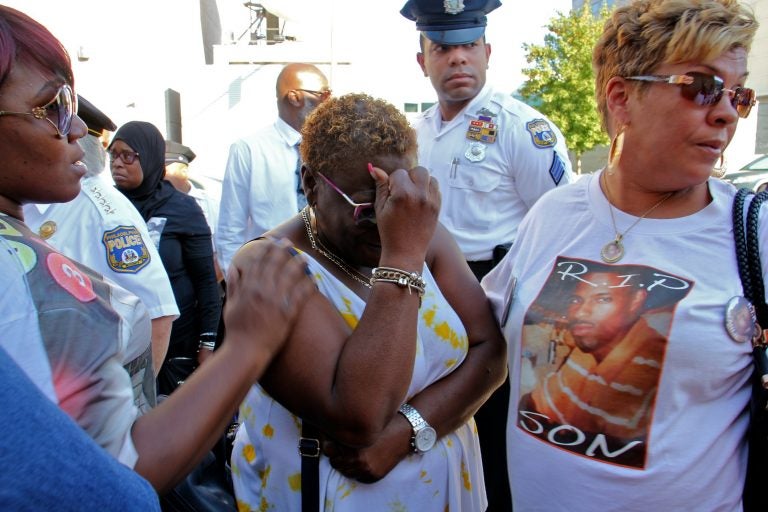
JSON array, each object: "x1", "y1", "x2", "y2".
[
  {"x1": 549, "y1": 153, "x2": 566, "y2": 186},
  {"x1": 526, "y1": 118, "x2": 557, "y2": 149},
  {"x1": 102, "y1": 225, "x2": 151, "y2": 274}
]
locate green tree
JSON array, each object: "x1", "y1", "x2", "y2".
[{"x1": 519, "y1": 3, "x2": 611, "y2": 173}]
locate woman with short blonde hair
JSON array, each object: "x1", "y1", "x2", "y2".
[{"x1": 483, "y1": 0, "x2": 761, "y2": 509}]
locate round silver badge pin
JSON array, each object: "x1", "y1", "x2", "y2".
[{"x1": 725, "y1": 296, "x2": 757, "y2": 343}]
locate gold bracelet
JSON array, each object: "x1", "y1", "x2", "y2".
[{"x1": 370, "y1": 266, "x2": 426, "y2": 305}]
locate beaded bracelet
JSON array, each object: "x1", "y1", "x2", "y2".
[
  {"x1": 370, "y1": 266, "x2": 427, "y2": 306},
  {"x1": 199, "y1": 341, "x2": 216, "y2": 352}
]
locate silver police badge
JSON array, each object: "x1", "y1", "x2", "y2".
[
  {"x1": 465, "y1": 141, "x2": 486, "y2": 162},
  {"x1": 444, "y1": 0, "x2": 465, "y2": 15}
]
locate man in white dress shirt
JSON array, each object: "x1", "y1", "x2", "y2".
[{"x1": 216, "y1": 63, "x2": 330, "y2": 273}]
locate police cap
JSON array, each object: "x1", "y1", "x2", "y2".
[
  {"x1": 400, "y1": 0, "x2": 501, "y2": 45},
  {"x1": 77, "y1": 95, "x2": 117, "y2": 137},
  {"x1": 165, "y1": 140, "x2": 196, "y2": 165}
]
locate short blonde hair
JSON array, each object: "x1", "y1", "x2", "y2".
[
  {"x1": 593, "y1": 0, "x2": 758, "y2": 131},
  {"x1": 300, "y1": 93, "x2": 416, "y2": 179}
]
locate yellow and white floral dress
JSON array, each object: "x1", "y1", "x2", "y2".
[{"x1": 231, "y1": 252, "x2": 486, "y2": 511}]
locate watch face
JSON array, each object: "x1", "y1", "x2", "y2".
[{"x1": 415, "y1": 426, "x2": 437, "y2": 452}]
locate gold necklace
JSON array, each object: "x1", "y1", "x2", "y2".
[
  {"x1": 601, "y1": 173, "x2": 673, "y2": 263},
  {"x1": 301, "y1": 207, "x2": 372, "y2": 288}
]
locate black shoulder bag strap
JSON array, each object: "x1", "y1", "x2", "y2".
[
  {"x1": 298, "y1": 421, "x2": 321, "y2": 512},
  {"x1": 732, "y1": 188, "x2": 768, "y2": 512}
]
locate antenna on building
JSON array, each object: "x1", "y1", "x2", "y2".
[
  {"x1": 165, "y1": 89, "x2": 182, "y2": 143},
  {"x1": 236, "y1": 3, "x2": 286, "y2": 45}
]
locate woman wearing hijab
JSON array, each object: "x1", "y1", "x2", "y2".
[{"x1": 110, "y1": 121, "x2": 221, "y2": 394}]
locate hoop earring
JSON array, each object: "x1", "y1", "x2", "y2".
[
  {"x1": 711, "y1": 154, "x2": 727, "y2": 178},
  {"x1": 607, "y1": 128, "x2": 625, "y2": 174}
]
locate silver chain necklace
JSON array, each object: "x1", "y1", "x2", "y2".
[
  {"x1": 601, "y1": 173, "x2": 673, "y2": 263},
  {"x1": 301, "y1": 207, "x2": 372, "y2": 288}
]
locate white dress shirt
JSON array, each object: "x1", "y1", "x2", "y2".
[
  {"x1": 413, "y1": 85, "x2": 574, "y2": 261},
  {"x1": 189, "y1": 181, "x2": 220, "y2": 242},
  {"x1": 216, "y1": 117, "x2": 302, "y2": 272}
]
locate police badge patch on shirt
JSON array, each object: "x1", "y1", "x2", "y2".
[
  {"x1": 526, "y1": 118, "x2": 557, "y2": 149},
  {"x1": 102, "y1": 226, "x2": 151, "y2": 274}
]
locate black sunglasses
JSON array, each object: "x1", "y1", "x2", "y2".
[
  {"x1": 297, "y1": 88, "x2": 332, "y2": 101},
  {"x1": 624, "y1": 72, "x2": 755, "y2": 118}
]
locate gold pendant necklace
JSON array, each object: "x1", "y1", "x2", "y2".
[
  {"x1": 301, "y1": 207, "x2": 372, "y2": 288},
  {"x1": 601, "y1": 173, "x2": 673, "y2": 263}
]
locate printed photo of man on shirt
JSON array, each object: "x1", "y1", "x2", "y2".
[{"x1": 517, "y1": 257, "x2": 692, "y2": 468}]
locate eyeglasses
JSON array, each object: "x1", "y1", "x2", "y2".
[
  {"x1": 624, "y1": 72, "x2": 755, "y2": 118},
  {"x1": 0, "y1": 84, "x2": 77, "y2": 137},
  {"x1": 297, "y1": 88, "x2": 332, "y2": 101},
  {"x1": 316, "y1": 172, "x2": 376, "y2": 225},
  {"x1": 108, "y1": 149, "x2": 140, "y2": 165}
]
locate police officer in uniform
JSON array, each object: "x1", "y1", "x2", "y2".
[
  {"x1": 165, "y1": 140, "x2": 219, "y2": 235},
  {"x1": 164, "y1": 140, "x2": 223, "y2": 283},
  {"x1": 23, "y1": 96, "x2": 179, "y2": 394},
  {"x1": 401, "y1": 1, "x2": 575, "y2": 509}
]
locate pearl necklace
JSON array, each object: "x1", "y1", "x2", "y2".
[
  {"x1": 601, "y1": 173, "x2": 673, "y2": 263},
  {"x1": 301, "y1": 207, "x2": 372, "y2": 288}
]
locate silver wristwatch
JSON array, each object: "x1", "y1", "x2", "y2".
[{"x1": 398, "y1": 403, "x2": 437, "y2": 453}]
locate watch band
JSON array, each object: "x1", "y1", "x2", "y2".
[
  {"x1": 399, "y1": 403, "x2": 428, "y2": 431},
  {"x1": 398, "y1": 403, "x2": 436, "y2": 453}
]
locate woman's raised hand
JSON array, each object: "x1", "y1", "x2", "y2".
[{"x1": 368, "y1": 163, "x2": 441, "y2": 266}]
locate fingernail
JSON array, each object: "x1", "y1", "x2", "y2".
[
  {"x1": 285, "y1": 246, "x2": 312, "y2": 277},
  {"x1": 367, "y1": 162, "x2": 375, "y2": 175}
]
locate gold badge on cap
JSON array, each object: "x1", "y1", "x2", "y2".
[{"x1": 39, "y1": 221, "x2": 57, "y2": 240}]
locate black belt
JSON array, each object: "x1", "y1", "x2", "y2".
[
  {"x1": 467, "y1": 259, "x2": 494, "y2": 281},
  {"x1": 467, "y1": 243, "x2": 513, "y2": 281},
  {"x1": 299, "y1": 422, "x2": 320, "y2": 512}
]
